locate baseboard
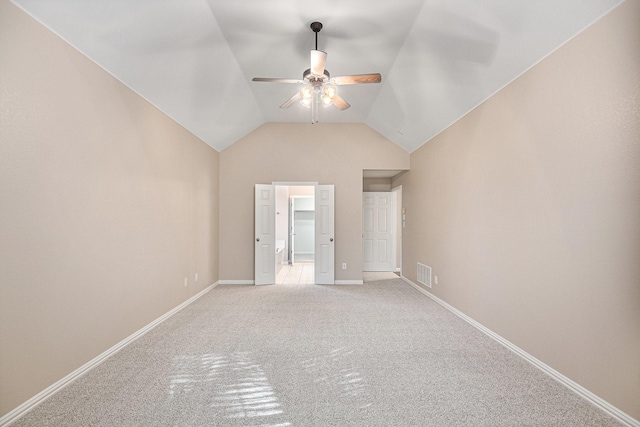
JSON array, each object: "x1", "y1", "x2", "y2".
[
  {"x1": 219, "y1": 280, "x2": 363, "y2": 285},
  {"x1": 219, "y1": 279, "x2": 254, "y2": 285},
  {"x1": 0, "y1": 282, "x2": 218, "y2": 427},
  {"x1": 400, "y1": 276, "x2": 640, "y2": 427}
]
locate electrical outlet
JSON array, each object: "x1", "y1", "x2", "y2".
[
  {"x1": 183, "y1": 277, "x2": 188, "y2": 287},
  {"x1": 195, "y1": 273, "x2": 198, "y2": 282},
  {"x1": 342, "y1": 263, "x2": 347, "y2": 270},
  {"x1": 434, "y1": 275, "x2": 439, "y2": 285}
]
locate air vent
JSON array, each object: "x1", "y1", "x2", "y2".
[{"x1": 417, "y1": 263, "x2": 432, "y2": 288}]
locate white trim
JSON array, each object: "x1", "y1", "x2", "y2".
[
  {"x1": 219, "y1": 279, "x2": 254, "y2": 285},
  {"x1": 400, "y1": 276, "x2": 640, "y2": 427},
  {"x1": 0, "y1": 282, "x2": 218, "y2": 427},
  {"x1": 333, "y1": 280, "x2": 364, "y2": 285},
  {"x1": 391, "y1": 185, "x2": 403, "y2": 276}
]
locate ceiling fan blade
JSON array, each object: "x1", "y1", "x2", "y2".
[
  {"x1": 333, "y1": 73, "x2": 382, "y2": 85},
  {"x1": 332, "y1": 94, "x2": 351, "y2": 111},
  {"x1": 252, "y1": 77, "x2": 303, "y2": 84},
  {"x1": 310, "y1": 50, "x2": 327, "y2": 76},
  {"x1": 279, "y1": 92, "x2": 302, "y2": 109}
]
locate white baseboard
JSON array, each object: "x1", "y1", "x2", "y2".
[
  {"x1": 219, "y1": 279, "x2": 254, "y2": 285},
  {"x1": 400, "y1": 276, "x2": 640, "y2": 427},
  {"x1": 220, "y1": 280, "x2": 364, "y2": 285},
  {"x1": 0, "y1": 282, "x2": 218, "y2": 427}
]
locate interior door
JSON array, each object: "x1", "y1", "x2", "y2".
[
  {"x1": 255, "y1": 184, "x2": 276, "y2": 285},
  {"x1": 363, "y1": 192, "x2": 396, "y2": 271},
  {"x1": 314, "y1": 185, "x2": 334, "y2": 284}
]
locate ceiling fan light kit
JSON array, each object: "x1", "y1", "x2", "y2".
[{"x1": 252, "y1": 21, "x2": 381, "y2": 123}]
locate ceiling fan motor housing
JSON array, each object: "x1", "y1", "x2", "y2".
[{"x1": 303, "y1": 68, "x2": 330, "y2": 86}]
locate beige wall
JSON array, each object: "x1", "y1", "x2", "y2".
[
  {"x1": 0, "y1": 2, "x2": 219, "y2": 417},
  {"x1": 363, "y1": 177, "x2": 392, "y2": 192},
  {"x1": 395, "y1": 0, "x2": 640, "y2": 419},
  {"x1": 220, "y1": 123, "x2": 410, "y2": 281}
]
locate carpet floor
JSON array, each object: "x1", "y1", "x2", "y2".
[{"x1": 14, "y1": 277, "x2": 622, "y2": 426}]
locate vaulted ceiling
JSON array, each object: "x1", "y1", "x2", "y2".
[{"x1": 11, "y1": 0, "x2": 622, "y2": 153}]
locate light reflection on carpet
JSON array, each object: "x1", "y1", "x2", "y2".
[{"x1": 168, "y1": 352, "x2": 291, "y2": 426}]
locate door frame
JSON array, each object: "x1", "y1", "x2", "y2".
[
  {"x1": 256, "y1": 182, "x2": 336, "y2": 285},
  {"x1": 391, "y1": 185, "x2": 403, "y2": 275}
]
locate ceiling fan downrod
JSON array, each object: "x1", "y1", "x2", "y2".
[{"x1": 310, "y1": 21, "x2": 322, "y2": 50}]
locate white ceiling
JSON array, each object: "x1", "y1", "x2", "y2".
[{"x1": 11, "y1": 0, "x2": 622, "y2": 153}]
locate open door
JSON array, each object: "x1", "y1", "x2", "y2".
[
  {"x1": 255, "y1": 184, "x2": 275, "y2": 285},
  {"x1": 315, "y1": 185, "x2": 335, "y2": 284}
]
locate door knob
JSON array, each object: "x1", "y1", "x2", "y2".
[
  {"x1": 330, "y1": 238, "x2": 334, "y2": 242},
  {"x1": 256, "y1": 238, "x2": 260, "y2": 242}
]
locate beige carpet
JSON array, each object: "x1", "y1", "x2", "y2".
[
  {"x1": 14, "y1": 278, "x2": 622, "y2": 426},
  {"x1": 362, "y1": 271, "x2": 400, "y2": 281}
]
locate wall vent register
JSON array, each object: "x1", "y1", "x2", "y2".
[{"x1": 417, "y1": 263, "x2": 432, "y2": 288}]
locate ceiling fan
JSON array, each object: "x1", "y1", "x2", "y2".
[{"x1": 252, "y1": 22, "x2": 382, "y2": 123}]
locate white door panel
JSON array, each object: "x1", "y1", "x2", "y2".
[
  {"x1": 363, "y1": 192, "x2": 396, "y2": 272},
  {"x1": 315, "y1": 185, "x2": 334, "y2": 284},
  {"x1": 255, "y1": 184, "x2": 275, "y2": 285}
]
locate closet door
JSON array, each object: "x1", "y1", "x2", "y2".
[{"x1": 363, "y1": 192, "x2": 396, "y2": 271}]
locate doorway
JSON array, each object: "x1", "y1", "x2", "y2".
[
  {"x1": 281, "y1": 188, "x2": 315, "y2": 285},
  {"x1": 362, "y1": 173, "x2": 404, "y2": 275},
  {"x1": 289, "y1": 193, "x2": 315, "y2": 264}
]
